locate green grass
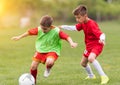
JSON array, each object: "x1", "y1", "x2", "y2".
[{"x1": 0, "y1": 20, "x2": 120, "y2": 85}]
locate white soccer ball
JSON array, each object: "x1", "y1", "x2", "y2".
[{"x1": 19, "y1": 73, "x2": 35, "y2": 85}]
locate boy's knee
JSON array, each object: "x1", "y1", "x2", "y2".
[
  {"x1": 88, "y1": 57, "x2": 95, "y2": 63},
  {"x1": 46, "y1": 57, "x2": 54, "y2": 66},
  {"x1": 88, "y1": 52, "x2": 96, "y2": 63},
  {"x1": 80, "y1": 61, "x2": 87, "y2": 67},
  {"x1": 31, "y1": 65, "x2": 37, "y2": 70}
]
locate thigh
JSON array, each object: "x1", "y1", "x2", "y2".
[
  {"x1": 45, "y1": 52, "x2": 58, "y2": 66},
  {"x1": 88, "y1": 52, "x2": 96, "y2": 63},
  {"x1": 32, "y1": 52, "x2": 46, "y2": 64},
  {"x1": 91, "y1": 44, "x2": 103, "y2": 57},
  {"x1": 46, "y1": 52, "x2": 58, "y2": 62}
]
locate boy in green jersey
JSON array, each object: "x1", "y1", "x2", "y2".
[{"x1": 12, "y1": 15, "x2": 77, "y2": 84}]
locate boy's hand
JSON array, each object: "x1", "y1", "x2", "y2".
[
  {"x1": 70, "y1": 42, "x2": 78, "y2": 48},
  {"x1": 11, "y1": 32, "x2": 29, "y2": 41},
  {"x1": 11, "y1": 36, "x2": 21, "y2": 41}
]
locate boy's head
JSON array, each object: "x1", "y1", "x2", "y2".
[
  {"x1": 72, "y1": 5, "x2": 88, "y2": 23},
  {"x1": 73, "y1": 5, "x2": 87, "y2": 16},
  {"x1": 40, "y1": 15, "x2": 53, "y2": 33}
]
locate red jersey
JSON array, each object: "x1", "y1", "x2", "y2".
[
  {"x1": 28, "y1": 27, "x2": 69, "y2": 40},
  {"x1": 75, "y1": 19, "x2": 103, "y2": 50}
]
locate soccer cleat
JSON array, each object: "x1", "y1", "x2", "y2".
[
  {"x1": 101, "y1": 76, "x2": 109, "y2": 84},
  {"x1": 44, "y1": 68, "x2": 51, "y2": 78},
  {"x1": 85, "y1": 75, "x2": 96, "y2": 80}
]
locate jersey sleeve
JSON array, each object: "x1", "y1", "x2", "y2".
[
  {"x1": 61, "y1": 25, "x2": 77, "y2": 31},
  {"x1": 75, "y1": 24, "x2": 82, "y2": 31},
  {"x1": 59, "y1": 30, "x2": 69, "y2": 40},
  {"x1": 28, "y1": 27, "x2": 38, "y2": 35}
]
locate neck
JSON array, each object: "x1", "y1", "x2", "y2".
[{"x1": 84, "y1": 17, "x2": 90, "y2": 23}]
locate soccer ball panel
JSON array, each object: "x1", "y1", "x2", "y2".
[{"x1": 19, "y1": 73, "x2": 35, "y2": 85}]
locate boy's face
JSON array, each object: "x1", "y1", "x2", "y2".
[
  {"x1": 74, "y1": 14, "x2": 87, "y2": 24},
  {"x1": 41, "y1": 25, "x2": 51, "y2": 33}
]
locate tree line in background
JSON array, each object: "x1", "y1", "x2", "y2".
[{"x1": 1, "y1": 0, "x2": 120, "y2": 27}]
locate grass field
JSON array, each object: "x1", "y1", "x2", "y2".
[{"x1": 0, "y1": 20, "x2": 120, "y2": 85}]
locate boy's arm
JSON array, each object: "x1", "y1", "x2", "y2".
[
  {"x1": 11, "y1": 27, "x2": 38, "y2": 41},
  {"x1": 59, "y1": 25, "x2": 77, "y2": 31},
  {"x1": 67, "y1": 37, "x2": 78, "y2": 48},
  {"x1": 90, "y1": 24, "x2": 105, "y2": 45},
  {"x1": 59, "y1": 30, "x2": 77, "y2": 48},
  {"x1": 11, "y1": 32, "x2": 29, "y2": 41}
]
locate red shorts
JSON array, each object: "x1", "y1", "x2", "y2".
[
  {"x1": 32, "y1": 52, "x2": 58, "y2": 64},
  {"x1": 83, "y1": 44, "x2": 103, "y2": 58}
]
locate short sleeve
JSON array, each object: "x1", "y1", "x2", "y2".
[
  {"x1": 59, "y1": 30, "x2": 69, "y2": 40},
  {"x1": 28, "y1": 27, "x2": 38, "y2": 35}
]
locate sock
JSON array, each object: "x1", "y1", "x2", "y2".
[
  {"x1": 46, "y1": 62, "x2": 54, "y2": 69},
  {"x1": 84, "y1": 64, "x2": 94, "y2": 77},
  {"x1": 46, "y1": 65, "x2": 52, "y2": 69},
  {"x1": 30, "y1": 69, "x2": 37, "y2": 84},
  {"x1": 92, "y1": 60, "x2": 106, "y2": 76}
]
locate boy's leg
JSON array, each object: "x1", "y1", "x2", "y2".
[
  {"x1": 88, "y1": 52, "x2": 106, "y2": 75},
  {"x1": 30, "y1": 61, "x2": 39, "y2": 84},
  {"x1": 84, "y1": 64, "x2": 96, "y2": 79},
  {"x1": 88, "y1": 52, "x2": 109, "y2": 84},
  {"x1": 92, "y1": 59, "x2": 109, "y2": 84},
  {"x1": 80, "y1": 56, "x2": 95, "y2": 79},
  {"x1": 44, "y1": 57, "x2": 55, "y2": 77},
  {"x1": 44, "y1": 52, "x2": 58, "y2": 78}
]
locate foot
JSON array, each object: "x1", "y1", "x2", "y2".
[
  {"x1": 101, "y1": 76, "x2": 109, "y2": 84},
  {"x1": 44, "y1": 68, "x2": 51, "y2": 78},
  {"x1": 85, "y1": 75, "x2": 96, "y2": 80}
]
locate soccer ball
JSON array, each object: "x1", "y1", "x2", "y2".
[{"x1": 19, "y1": 73, "x2": 35, "y2": 85}]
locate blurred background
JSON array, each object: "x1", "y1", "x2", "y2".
[{"x1": 0, "y1": 0, "x2": 120, "y2": 28}]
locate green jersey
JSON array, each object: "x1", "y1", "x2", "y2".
[{"x1": 35, "y1": 26, "x2": 62, "y2": 56}]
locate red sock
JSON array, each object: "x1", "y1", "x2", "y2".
[
  {"x1": 30, "y1": 69, "x2": 37, "y2": 84},
  {"x1": 46, "y1": 65, "x2": 52, "y2": 69}
]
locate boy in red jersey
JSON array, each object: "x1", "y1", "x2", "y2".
[
  {"x1": 59, "y1": 5, "x2": 109, "y2": 84},
  {"x1": 12, "y1": 15, "x2": 77, "y2": 84}
]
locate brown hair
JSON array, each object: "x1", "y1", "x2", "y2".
[
  {"x1": 72, "y1": 5, "x2": 87, "y2": 16},
  {"x1": 40, "y1": 15, "x2": 53, "y2": 27}
]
